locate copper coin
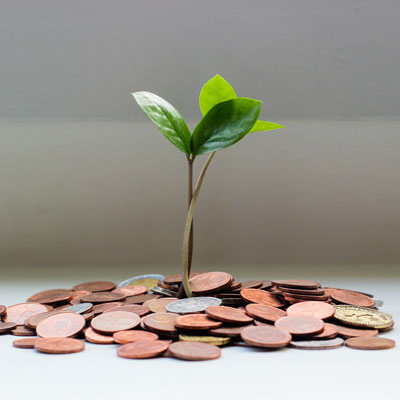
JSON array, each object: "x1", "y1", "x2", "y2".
[
  {"x1": 92, "y1": 302, "x2": 124, "y2": 314},
  {"x1": 13, "y1": 338, "x2": 37, "y2": 349},
  {"x1": 82, "y1": 311, "x2": 95, "y2": 321},
  {"x1": 281, "y1": 287, "x2": 326, "y2": 296},
  {"x1": 80, "y1": 292, "x2": 126, "y2": 303},
  {"x1": 228, "y1": 281, "x2": 242, "y2": 290},
  {"x1": 112, "y1": 285, "x2": 147, "y2": 297},
  {"x1": 0, "y1": 322, "x2": 17, "y2": 333},
  {"x1": 25, "y1": 310, "x2": 74, "y2": 329},
  {"x1": 4, "y1": 303, "x2": 49, "y2": 325},
  {"x1": 11, "y1": 326, "x2": 36, "y2": 336},
  {"x1": 104, "y1": 304, "x2": 149, "y2": 317},
  {"x1": 34, "y1": 337, "x2": 85, "y2": 354},
  {"x1": 345, "y1": 337, "x2": 395, "y2": 350},
  {"x1": 275, "y1": 316, "x2": 324, "y2": 336},
  {"x1": 283, "y1": 293, "x2": 330, "y2": 301},
  {"x1": 259, "y1": 281, "x2": 274, "y2": 290},
  {"x1": 27, "y1": 289, "x2": 72, "y2": 304},
  {"x1": 163, "y1": 271, "x2": 205, "y2": 285},
  {"x1": 69, "y1": 290, "x2": 92, "y2": 305},
  {"x1": 0, "y1": 305, "x2": 6, "y2": 317},
  {"x1": 189, "y1": 272, "x2": 233, "y2": 294},
  {"x1": 232, "y1": 280, "x2": 263, "y2": 292},
  {"x1": 245, "y1": 303, "x2": 287, "y2": 323},
  {"x1": 286, "y1": 301, "x2": 335, "y2": 320},
  {"x1": 143, "y1": 312, "x2": 179, "y2": 335},
  {"x1": 37, "y1": 312, "x2": 85, "y2": 338},
  {"x1": 73, "y1": 281, "x2": 116, "y2": 292},
  {"x1": 84, "y1": 327, "x2": 115, "y2": 344},
  {"x1": 91, "y1": 311, "x2": 140, "y2": 334},
  {"x1": 175, "y1": 314, "x2": 222, "y2": 330},
  {"x1": 254, "y1": 319, "x2": 273, "y2": 327},
  {"x1": 144, "y1": 298, "x2": 178, "y2": 313},
  {"x1": 118, "y1": 340, "x2": 169, "y2": 359},
  {"x1": 240, "y1": 325, "x2": 292, "y2": 348},
  {"x1": 311, "y1": 323, "x2": 338, "y2": 339},
  {"x1": 157, "y1": 282, "x2": 179, "y2": 292},
  {"x1": 205, "y1": 306, "x2": 253, "y2": 324},
  {"x1": 272, "y1": 280, "x2": 321, "y2": 289},
  {"x1": 124, "y1": 294, "x2": 160, "y2": 304},
  {"x1": 113, "y1": 330, "x2": 159, "y2": 344},
  {"x1": 169, "y1": 341, "x2": 221, "y2": 361},
  {"x1": 240, "y1": 289, "x2": 285, "y2": 308},
  {"x1": 335, "y1": 325, "x2": 379, "y2": 339},
  {"x1": 289, "y1": 337, "x2": 344, "y2": 350},
  {"x1": 210, "y1": 325, "x2": 253, "y2": 338},
  {"x1": 63, "y1": 303, "x2": 93, "y2": 314},
  {"x1": 379, "y1": 321, "x2": 394, "y2": 332},
  {"x1": 329, "y1": 289, "x2": 375, "y2": 307}
]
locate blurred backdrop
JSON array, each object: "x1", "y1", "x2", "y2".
[{"x1": 1, "y1": 0, "x2": 399, "y2": 276}]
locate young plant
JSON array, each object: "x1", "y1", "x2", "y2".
[{"x1": 132, "y1": 75, "x2": 285, "y2": 297}]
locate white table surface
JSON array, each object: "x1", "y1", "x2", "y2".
[{"x1": 1, "y1": 273, "x2": 398, "y2": 400}]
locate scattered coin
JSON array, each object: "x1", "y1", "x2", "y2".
[
  {"x1": 112, "y1": 285, "x2": 147, "y2": 297},
  {"x1": 104, "y1": 304, "x2": 149, "y2": 317},
  {"x1": 209, "y1": 324, "x2": 252, "y2": 338},
  {"x1": 163, "y1": 272, "x2": 205, "y2": 285},
  {"x1": 310, "y1": 323, "x2": 338, "y2": 340},
  {"x1": 279, "y1": 287, "x2": 326, "y2": 296},
  {"x1": 118, "y1": 340, "x2": 169, "y2": 359},
  {"x1": 37, "y1": 312, "x2": 86, "y2": 338},
  {"x1": 289, "y1": 337, "x2": 344, "y2": 350},
  {"x1": 240, "y1": 325, "x2": 292, "y2": 348},
  {"x1": 25, "y1": 310, "x2": 73, "y2": 329},
  {"x1": 169, "y1": 341, "x2": 221, "y2": 361},
  {"x1": 143, "y1": 312, "x2": 179, "y2": 335},
  {"x1": 34, "y1": 337, "x2": 85, "y2": 354},
  {"x1": 26, "y1": 289, "x2": 72, "y2": 304},
  {"x1": 166, "y1": 297, "x2": 222, "y2": 314},
  {"x1": 329, "y1": 289, "x2": 375, "y2": 307},
  {"x1": 3, "y1": 303, "x2": 49, "y2": 325},
  {"x1": 91, "y1": 311, "x2": 140, "y2": 334},
  {"x1": 84, "y1": 327, "x2": 115, "y2": 344},
  {"x1": 275, "y1": 316, "x2": 324, "y2": 336},
  {"x1": 240, "y1": 289, "x2": 285, "y2": 308},
  {"x1": 179, "y1": 335, "x2": 230, "y2": 346},
  {"x1": 63, "y1": 303, "x2": 93, "y2": 314},
  {"x1": 175, "y1": 314, "x2": 222, "y2": 330},
  {"x1": 345, "y1": 337, "x2": 395, "y2": 350},
  {"x1": 11, "y1": 326, "x2": 37, "y2": 336},
  {"x1": 151, "y1": 286, "x2": 177, "y2": 297},
  {"x1": 69, "y1": 290, "x2": 92, "y2": 305},
  {"x1": 283, "y1": 293, "x2": 330, "y2": 302},
  {"x1": 118, "y1": 274, "x2": 165, "y2": 290},
  {"x1": 189, "y1": 272, "x2": 233, "y2": 294},
  {"x1": 73, "y1": 281, "x2": 116, "y2": 292},
  {"x1": 335, "y1": 325, "x2": 379, "y2": 339},
  {"x1": 286, "y1": 301, "x2": 335, "y2": 320},
  {"x1": 245, "y1": 303, "x2": 287, "y2": 323},
  {"x1": 272, "y1": 280, "x2": 321, "y2": 289},
  {"x1": 124, "y1": 294, "x2": 160, "y2": 304},
  {"x1": 205, "y1": 306, "x2": 253, "y2": 324},
  {"x1": 232, "y1": 280, "x2": 263, "y2": 292},
  {"x1": 113, "y1": 330, "x2": 159, "y2": 344},
  {"x1": 80, "y1": 292, "x2": 126, "y2": 303},
  {"x1": 333, "y1": 305, "x2": 393, "y2": 329},
  {"x1": 0, "y1": 305, "x2": 6, "y2": 317},
  {"x1": 144, "y1": 298, "x2": 178, "y2": 313},
  {"x1": 13, "y1": 338, "x2": 37, "y2": 349},
  {"x1": 0, "y1": 322, "x2": 17, "y2": 333},
  {"x1": 378, "y1": 321, "x2": 394, "y2": 332},
  {"x1": 92, "y1": 302, "x2": 125, "y2": 315}
]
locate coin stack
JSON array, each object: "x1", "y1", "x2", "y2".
[{"x1": 0, "y1": 273, "x2": 396, "y2": 360}]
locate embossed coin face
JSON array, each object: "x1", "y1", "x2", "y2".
[
  {"x1": 73, "y1": 281, "x2": 116, "y2": 292},
  {"x1": 63, "y1": 303, "x2": 93, "y2": 314},
  {"x1": 112, "y1": 285, "x2": 147, "y2": 297},
  {"x1": 34, "y1": 337, "x2": 85, "y2": 354},
  {"x1": 91, "y1": 311, "x2": 140, "y2": 334},
  {"x1": 80, "y1": 292, "x2": 126, "y2": 303},
  {"x1": 275, "y1": 316, "x2": 324, "y2": 336},
  {"x1": 144, "y1": 298, "x2": 178, "y2": 313},
  {"x1": 113, "y1": 330, "x2": 159, "y2": 344},
  {"x1": 143, "y1": 312, "x2": 179, "y2": 334},
  {"x1": 13, "y1": 338, "x2": 38, "y2": 349},
  {"x1": 289, "y1": 337, "x2": 344, "y2": 350},
  {"x1": 117, "y1": 340, "x2": 169, "y2": 359},
  {"x1": 240, "y1": 289, "x2": 285, "y2": 308},
  {"x1": 205, "y1": 306, "x2": 253, "y2": 324},
  {"x1": 0, "y1": 322, "x2": 17, "y2": 333},
  {"x1": 169, "y1": 341, "x2": 221, "y2": 361},
  {"x1": 37, "y1": 312, "x2": 86, "y2": 338},
  {"x1": 335, "y1": 324, "x2": 379, "y2": 339},
  {"x1": 240, "y1": 325, "x2": 292, "y2": 348},
  {"x1": 272, "y1": 280, "x2": 321, "y2": 289},
  {"x1": 175, "y1": 314, "x2": 222, "y2": 330},
  {"x1": 84, "y1": 327, "x2": 115, "y2": 344},
  {"x1": 179, "y1": 335, "x2": 230, "y2": 346},
  {"x1": 345, "y1": 337, "x2": 395, "y2": 350},
  {"x1": 286, "y1": 301, "x2": 335, "y2": 320},
  {"x1": 189, "y1": 272, "x2": 233, "y2": 294},
  {"x1": 4, "y1": 303, "x2": 49, "y2": 325},
  {"x1": 27, "y1": 289, "x2": 72, "y2": 304},
  {"x1": 166, "y1": 297, "x2": 222, "y2": 314},
  {"x1": 333, "y1": 305, "x2": 393, "y2": 329},
  {"x1": 118, "y1": 274, "x2": 165, "y2": 290},
  {"x1": 329, "y1": 289, "x2": 375, "y2": 307},
  {"x1": 245, "y1": 303, "x2": 287, "y2": 323}
]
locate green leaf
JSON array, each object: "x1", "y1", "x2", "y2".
[
  {"x1": 132, "y1": 91, "x2": 192, "y2": 155},
  {"x1": 192, "y1": 98, "x2": 262, "y2": 155},
  {"x1": 199, "y1": 75, "x2": 237, "y2": 116},
  {"x1": 248, "y1": 120, "x2": 286, "y2": 133}
]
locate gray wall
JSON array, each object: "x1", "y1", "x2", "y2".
[{"x1": 1, "y1": 1, "x2": 400, "y2": 269}]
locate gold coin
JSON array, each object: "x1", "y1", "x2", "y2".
[
  {"x1": 334, "y1": 305, "x2": 393, "y2": 329},
  {"x1": 128, "y1": 279, "x2": 159, "y2": 291},
  {"x1": 179, "y1": 334, "x2": 231, "y2": 346}
]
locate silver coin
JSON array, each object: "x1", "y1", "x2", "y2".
[
  {"x1": 64, "y1": 303, "x2": 93, "y2": 314},
  {"x1": 151, "y1": 286, "x2": 176, "y2": 297},
  {"x1": 166, "y1": 297, "x2": 222, "y2": 314},
  {"x1": 289, "y1": 337, "x2": 344, "y2": 350},
  {"x1": 117, "y1": 274, "x2": 165, "y2": 288}
]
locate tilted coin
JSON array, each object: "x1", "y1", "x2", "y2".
[
  {"x1": 240, "y1": 325, "x2": 292, "y2": 348},
  {"x1": 310, "y1": 323, "x2": 338, "y2": 340},
  {"x1": 169, "y1": 341, "x2": 221, "y2": 361},
  {"x1": 124, "y1": 294, "x2": 160, "y2": 304},
  {"x1": 175, "y1": 314, "x2": 222, "y2": 330},
  {"x1": 189, "y1": 272, "x2": 233, "y2": 295},
  {"x1": 118, "y1": 340, "x2": 169, "y2": 359},
  {"x1": 11, "y1": 326, "x2": 36, "y2": 336},
  {"x1": 117, "y1": 274, "x2": 165, "y2": 290},
  {"x1": 0, "y1": 322, "x2": 17, "y2": 333},
  {"x1": 104, "y1": 304, "x2": 149, "y2": 317},
  {"x1": 91, "y1": 311, "x2": 140, "y2": 334},
  {"x1": 166, "y1": 297, "x2": 222, "y2": 314},
  {"x1": 84, "y1": 327, "x2": 115, "y2": 344},
  {"x1": 150, "y1": 286, "x2": 177, "y2": 297},
  {"x1": 26, "y1": 289, "x2": 72, "y2": 304},
  {"x1": 179, "y1": 335, "x2": 230, "y2": 346},
  {"x1": 0, "y1": 305, "x2": 6, "y2": 317},
  {"x1": 69, "y1": 290, "x2": 92, "y2": 305},
  {"x1": 113, "y1": 330, "x2": 159, "y2": 344},
  {"x1": 163, "y1": 271, "x2": 205, "y2": 285},
  {"x1": 272, "y1": 280, "x2": 321, "y2": 289},
  {"x1": 144, "y1": 298, "x2": 178, "y2": 313},
  {"x1": 245, "y1": 303, "x2": 287, "y2": 323},
  {"x1": 25, "y1": 310, "x2": 74, "y2": 329},
  {"x1": 3, "y1": 303, "x2": 49, "y2": 325},
  {"x1": 209, "y1": 325, "x2": 252, "y2": 338},
  {"x1": 72, "y1": 281, "x2": 116, "y2": 292},
  {"x1": 283, "y1": 293, "x2": 330, "y2": 302},
  {"x1": 34, "y1": 337, "x2": 85, "y2": 354},
  {"x1": 329, "y1": 289, "x2": 374, "y2": 307},
  {"x1": 205, "y1": 306, "x2": 253, "y2": 324},
  {"x1": 333, "y1": 305, "x2": 393, "y2": 329},
  {"x1": 112, "y1": 285, "x2": 147, "y2": 297},
  {"x1": 275, "y1": 316, "x2": 324, "y2": 336},
  {"x1": 13, "y1": 338, "x2": 37, "y2": 349},
  {"x1": 240, "y1": 289, "x2": 285, "y2": 308},
  {"x1": 231, "y1": 280, "x2": 263, "y2": 292},
  {"x1": 279, "y1": 287, "x2": 326, "y2": 296},
  {"x1": 286, "y1": 301, "x2": 335, "y2": 320},
  {"x1": 37, "y1": 312, "x2": 86, "y2": 338},
  {"x1": 289, "y1": 337, "x2": 344, "y2": 350},
  {"x1": 335, "y1": 324, "x2": 379, "y2": 339},
  {"x1": 91, "y1": 302, "x2": 124, "y2": 315},
  {"x1": 143, "y1": 312, "x2": 179, "y2": 335},
  {"x1": 80, "y1": 292, "x2": 126, "y2": 303},
  {"x1": 345, "y1": 337, "x2": 395, "y2": 350},
  {"x1": 63, "y1": 303, "x2": 93, "y2": 314}
]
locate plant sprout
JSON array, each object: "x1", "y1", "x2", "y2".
[{"x1": 132, "y1": 75, "x2": 285, "y2": 298}]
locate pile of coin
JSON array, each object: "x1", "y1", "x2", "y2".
[{"x1": 0, "y1": 272, "x2": 395, "y2": 360}]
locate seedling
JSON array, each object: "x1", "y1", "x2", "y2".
[{"x1": 132, "y1": 75, "x2": 284, "y2": 297}]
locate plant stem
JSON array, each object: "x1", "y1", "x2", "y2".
[
  {"x1": 187, "y1": 155, "x2": 194, "y2": 276},
  {"x1": 181, "y1": 152, "x2": 216, "y2": 297}
]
